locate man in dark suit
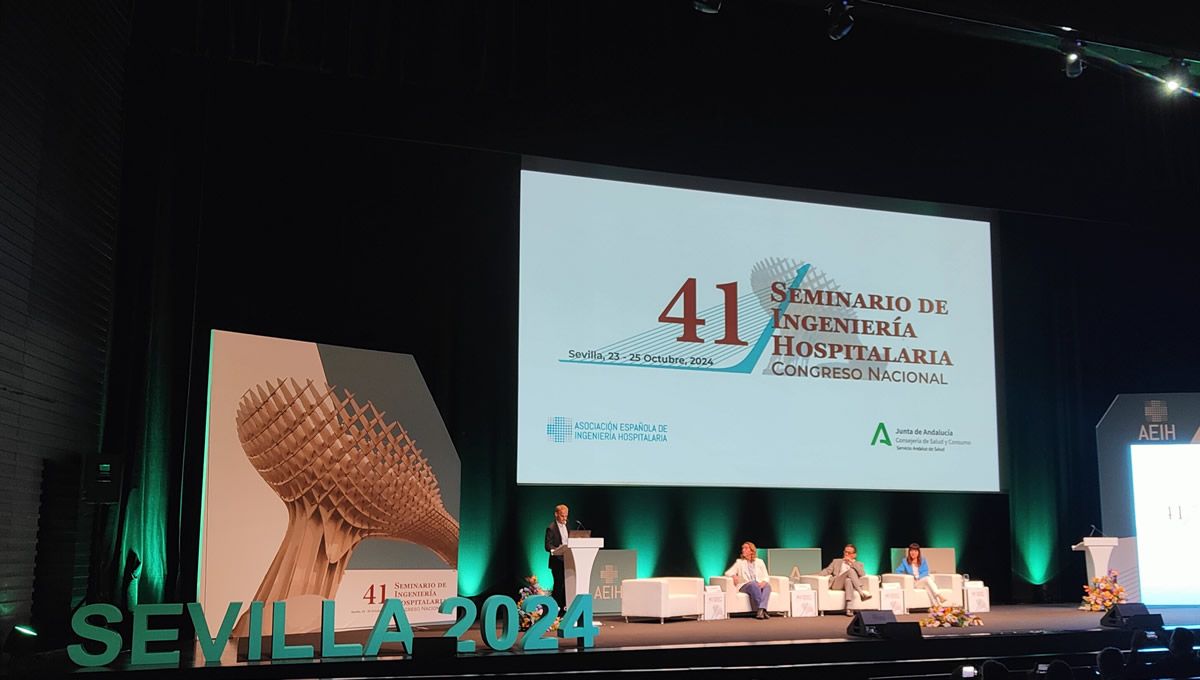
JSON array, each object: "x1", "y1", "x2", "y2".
[{"x1": 544, "y1": 504, "x2": 570, "y2": 609}]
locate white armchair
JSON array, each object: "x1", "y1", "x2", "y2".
[
  {"x1": 934, "y1": 572, "x2": 965, "y2": 607},
  {"x1": 886, "y1": 547, "x2": 967, "y2": 609},
  {"x1": 880, "y1": 573, "x2": 962, "y2": 612},
  {"x1": 708, "y1": 575, "x2": 791, "y2": 617},
  {"x1": 797, "y1": 573, "x2": 880, "y2": 615},
  {"x1": 620, "y1": 577, "x2": 705, "y2": 623}
]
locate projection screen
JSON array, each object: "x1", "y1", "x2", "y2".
[{"x1": 517, "y1": 160, "x2": 999, "y2": 492}]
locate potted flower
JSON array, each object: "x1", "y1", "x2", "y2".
[{"x1": 1079, "y1": 569, "x2": 1126, "y2": 612}]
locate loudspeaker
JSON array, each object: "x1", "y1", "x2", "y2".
[
  {"x1": 411, "y1": 636, "x2": 458, "y2": 658},
  {"x1": 880, "y1": 621, "x2": 923, "y2": 640},
  {"x1": 1100, "y1": 603, "x2": 1163, "y2": 629},
  {"x1": 847, "y1": 610, "x2": 922, "y2": 639},
  {"x1": 81, "y1": 455, "x2": 122, "y2": 504}
]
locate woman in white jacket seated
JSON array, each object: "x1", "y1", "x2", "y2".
[
  {"x1": 725, "y1": 541, "x2": 772, "y2": 619},
  {"x1": 895, "y1": 542, "x2": 946, "y2": 605}
]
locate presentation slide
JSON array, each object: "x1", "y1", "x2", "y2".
[
  {"x1": 518, "y1": 165, "x2": 999, "y2": 491},
  {"x1": 1131, "y1": 444, "x2": 1200, "y2": 605}
]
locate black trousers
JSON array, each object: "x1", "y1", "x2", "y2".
[{"x1": 550, "y1": 557, "x2": 566, "y2": 609}]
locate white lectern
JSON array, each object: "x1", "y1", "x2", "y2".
[
  {"x1": 562, "y1": 537, "x2": 605, "y2": 605},
  {"x1": 1072, "y1": 536, "x2": 1119, "y2": 581}
]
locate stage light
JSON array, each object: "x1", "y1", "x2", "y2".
[
  {"x1": 3, "y1": 624, "x2": 38, "y2": 659},
  {"x1": 520, "y1": 487, "x2": 562, "y2": 589},
  {"x1": 770, "y1": 490, "x2": 827, "y2": 550},
  {"x1": 686, "y1": 489, "x2": 737, "y2": 578},
  {"x1": 1163, "y1": 59, "x2": 1188, "y2": 93},
  {"x1": 841, "y1": 493, "x2": 885, "y2": 573},
  {"x1": 457, "y1": 499, "x2": 494, "y2": 597},
  {"x1": 614, "y1": 488, "x2": 667, "y2": 578},
  {"x1": 692, "y1": 0, "x2": 721, "y2": 14},
  {"x1": 1061, "y1": 39, "x2": 1084, "y2": 79},
  {"x1": 826, "y1": 1, "x2": 854, "y2": 41},
  {"x1": 923, "y1": 494, "x2": 968, "y2": 556}
]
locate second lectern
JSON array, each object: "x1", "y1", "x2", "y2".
[{"x1": 1072, "y1": 536, "x2": 1119, "y2": 581}]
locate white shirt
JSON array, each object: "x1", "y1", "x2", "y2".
[
  {"x1": 557, "y1": 522, "x2": 568, "y2": 547},
  {"x1": 725, "y1": 557, "x2": 768, "y2": 584},
  {"x1": 839, "y1": 561, "x2": 852, "y2": 575}
]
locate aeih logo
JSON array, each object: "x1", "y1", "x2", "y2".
[
  {"x1": 1139, "y1": 400, "x2": 1175, "y2": 441},
  {"x1": 594, "y1": 564, "x2": 621, "y2": 600}
]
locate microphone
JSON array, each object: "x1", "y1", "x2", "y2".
[
  {"x1": 575, "y1": 520, "x2": 586, "y2": 530},
  {"x1": 1089, "y1": 524, "x2": 1103, "y2": 537}
]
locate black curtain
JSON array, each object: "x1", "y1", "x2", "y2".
[{"x1": 93, "y1": 49, "x2": 207, "y2": 610}]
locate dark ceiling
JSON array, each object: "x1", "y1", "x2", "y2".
[{"x1": 126, "y1": 1, "x2": 1200, "y2": 226}]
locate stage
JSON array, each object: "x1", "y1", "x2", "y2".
[
  {"x1": 586, "y1": 604, "x2": 1132, "y2": 646},
  {"x1": 26, "y1": 605, "x2": 1198, "y2": 679}
]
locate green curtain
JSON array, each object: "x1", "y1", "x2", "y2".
[{"x1": 112, "y1": 215, "x2": 174, "y2": 609}]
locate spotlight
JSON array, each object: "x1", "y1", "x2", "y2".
[
  {"x1": 1061, "y1": 39, "x2": 1085, "y2": 78},
  {"x1": 1163, "y1": 59, "x2": 1189, "y2": 93},
  {"x1": 826, "y1": 1, "x2": 854, "y2": 41},
  {"x1": 692, "y1": 0, "x2": 721, "y2": 14},
  {"x1": 3, "y1": 624, "x2": 38, "y2": 660}
]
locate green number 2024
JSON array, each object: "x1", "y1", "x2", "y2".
[{"x1": 438, "y1": 594, "x2": 598, "y2": 652}]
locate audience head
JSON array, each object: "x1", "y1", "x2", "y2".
[
  {"x1": 1043, "y1": 659, "x2": 1072, "y2": 680},
  {"x1": 978, "y1": 659, "x2": 1009, "y2": 679},
  {"x1": 1096, "y1": 646, "x2": 1124, "y2": 679},
  {"x1": 1168, "y1": 626, "x2": 1196, "y2": 658},
  {"x1": 907, "y1": 542, "x2": 922, "y2": 564}
]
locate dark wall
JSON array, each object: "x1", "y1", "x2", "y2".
[
  {"x1": 0, "y1": 0, "x2": 130, "y2": 649},
  {"x1": 110, "y1": 1, "x2": 1200, "y2": 609}
]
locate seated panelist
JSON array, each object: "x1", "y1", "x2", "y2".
[
  {"x1": 819, "y1": 543, "x2": 872, "y2": 614},
  {"x1": 894, "y1": 542, "x2": 945, "y2": 605},
  {"x1": 724, "y1": 541, "x2": 772, "y2": 619}
]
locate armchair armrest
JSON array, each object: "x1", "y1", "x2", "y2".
[
  {"x1": 663, "y1": 576, "x2": 705, "y2": 598},
  {"x1": 798, "y1": 574, "x2": 830, "y2": 591},
  {"x1": 768, "y1": 575, "x2": 789, "y2": 593},
  {"x1": 931, "y1": 573, "x2": 963, "y2": 591},
  {"x1": 709, "y1": 576, "x2": 735, "y2": 593},
  {"x1": 882, "y1": 573, "x2": 915, "y2": 589},
  {"x1": 621, "y1": 579, "x2": 667, "y2": 604}
]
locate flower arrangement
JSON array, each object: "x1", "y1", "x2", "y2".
[
  {"x1": 517, "y1": 576, "x2": 560, "y2": 631},
  {"x1": 920, "y1": 605, "x2": 984, "y2": 628},
  {"x1": 1079, "y1": 569, "x2": 1126, "y2": 611}
]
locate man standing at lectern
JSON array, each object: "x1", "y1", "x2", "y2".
[{"x1": 544, "y1": 504, "x2": 570, "y2": 608}]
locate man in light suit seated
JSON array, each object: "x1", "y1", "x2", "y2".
[
  {"x1": 724, "y1": 541, "x2": 772, "y2": 619},
  {"x1": 819, "y1": 543, "x2": 872, "y2": 614}
]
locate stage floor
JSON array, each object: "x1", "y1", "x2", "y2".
[{"x1": 452, "y1": 603, "x2": 1199, "y2": 649}]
